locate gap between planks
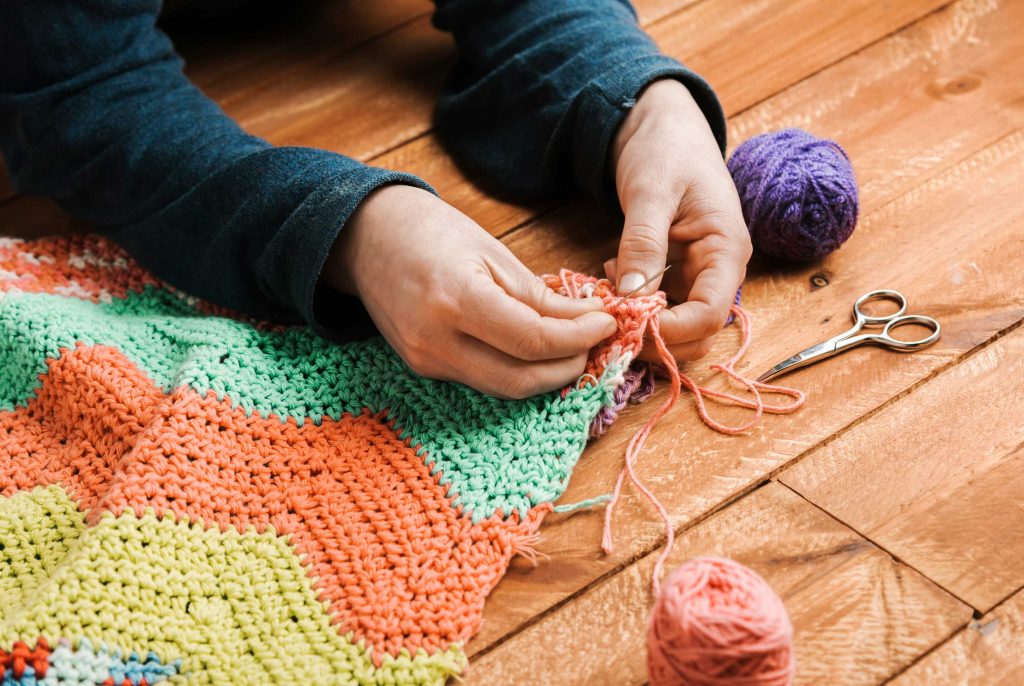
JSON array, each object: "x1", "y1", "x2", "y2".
[
  {"x1": 468, "y1": 480, "x2": 971, "y2": 685},
  {"x1": 469, "y1": 122, "x2": 1024, "y2": 655},
  {"x1": 885, "y1": 586, "x2": 1024, "y2": 684},
  {"x1": 472, "y1": 310, "x2": 1024, "y2": 664},
  {"x1": 434, "y1": 0, "x2": 960, "y2": 245}
]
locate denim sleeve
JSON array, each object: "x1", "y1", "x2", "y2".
[
  {"x1": 0, "y1": 0, "x2": 432, "y2": 338},
  {"x1": 432, "y1": 0, "x2": 726, "y2": 206}
]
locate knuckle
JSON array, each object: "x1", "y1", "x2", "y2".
[
  {"x1": 697, "y1": 305, "x2": 726, "y2": 338},
  {"x1": 401, "y1": 331, "x2": 439, "y2": 374},
  {"x1": 691, "y1": 339, "x2": 713, "y2": 360},
  {"x1": 621, "y1": 223, "x2": 667, "y2": 260},
  {"x1": 511, "y1": 322, "x2": 550, "y2": 360},
  {"x1": 739, "y1": 229, "x2": 753, "y2": 255},
  {"x1": 501, "y1": 373, "x2": 538, "y2": 400},
  {"x1": 403, "y1": 349, "x2": 431, "y2": 376},
  {"x1": 427, "y1": 291, "x2": 459, "y2": 318}
]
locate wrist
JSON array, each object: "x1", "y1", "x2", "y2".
[
  {"x1": 610, "y1": 79, "x2": 704, "y2": 174},
  {"x1": 322, "y1": 185, "x2": 396, "y2": 299}
]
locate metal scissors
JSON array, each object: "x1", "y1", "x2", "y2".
[{"x1": 757, "y1": 289, "x2": 941, "y2": 383}]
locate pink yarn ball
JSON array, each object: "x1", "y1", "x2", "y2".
[{"x1": 647, "y1": 557, "x2": 795, "y2": 686}]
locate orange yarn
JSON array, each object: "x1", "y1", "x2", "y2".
[
  {"x1": 545, "y1": 270, "x2": 804, "y2": 592},
  {"x1": 0, "y1": 343, "x2": 542, "y2": 661},
  {"x1": 0, "y1": 639, "x2": 50, "y2": 681},
  {"x1": 648, "y1": 558, "x2": 795, "y2": 686}
]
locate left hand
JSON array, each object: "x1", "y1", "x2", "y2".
[{"x1": 608, "y1": 79, "x2": 752, "y2": 362}]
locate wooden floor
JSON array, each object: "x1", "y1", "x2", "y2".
[{"x1": 2, "y1": 0, "x2": 1022, "y2": 683}]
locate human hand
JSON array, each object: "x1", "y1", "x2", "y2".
[
  {"x1": 322, "y1": 185, "x2": 617, "y2": 398},
  {"x1": 608, "y1": 79, "x2": 752, "y2": 362}
]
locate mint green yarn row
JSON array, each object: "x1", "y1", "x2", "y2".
[{"x1": 0, "y1": 288, "x2": 614, "y2": 521}]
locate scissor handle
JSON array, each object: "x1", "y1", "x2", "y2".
[
  {"x1": 853, "y1": 289, "x2": 908, "y2": 327},
  {"x1": 875, "y1": 314, "x2": 942, "y2": 350}
]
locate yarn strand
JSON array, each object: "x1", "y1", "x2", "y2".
[
  {"x1": 600, "y1": 303, "x2": 804, "y2": 593},
  {"x1": 601, "y1": 316, "x2": 680, "y2": 596}
]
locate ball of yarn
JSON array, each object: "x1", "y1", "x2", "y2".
[
  {"x1": 647, "y1": 557, "x2": 795, "y2": 686},
  {"x1": 728, "y1": 128, "x2": 858, "y2": 262}
]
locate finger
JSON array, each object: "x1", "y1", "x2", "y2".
[
  {"x1": 489, "y1": 250, "x2": 607, "y2": 319},
  {"x1": 445, "y1": 334, "x2": 590, "y2": 399},
  {"x1": 615, "y1": 189, "x2": 676, "y2": 297},
  {"x1": 658, "y1": 249, "x2": 746, "y2": 343},
  {"x1": 459, "y1": 278, "x2": 616, "y2": 362}
]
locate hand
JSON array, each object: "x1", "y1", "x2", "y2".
[
  {"x1": 608, "y1": 79, "x2": 752, "y2": 362},
  {"x1": 322, "y1": 185, "x2": 617, "y2": 399}
]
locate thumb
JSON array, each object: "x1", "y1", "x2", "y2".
[
  {"x1": 493, "y1": 251, "x2": 609, "y2": 320},
  {"x1": 615, "y1": 197, "x2": 674, "y2": 296}
]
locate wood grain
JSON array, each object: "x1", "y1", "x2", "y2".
[
  {"x1": 470, "y1": 126, "x2": 1024, "y2": 652},
  {"x1": 379, "y1": 0, "x2": 1019, "y2": 236},
  {"x1": 472, "y1": 5, "x2": 1024, "y2": 649},
  {"x1": 781, "y1": 327, "x2": 1024, "y2": 612},
  {"x1": 175, "y1": 0, "x2": 433, "y2": 106},
  {"x1": 228, "y1": 0, "x2": 950, "y2": 160},
  {"x1": 889, "y1": 589, "x2": 1024, "y2": 685},
  {"x1": 0, "y1": 0, "x2": 961, "y2": 235},
  {"x1": 466, "y1": 483, "x2": 970, "y2": 686}
]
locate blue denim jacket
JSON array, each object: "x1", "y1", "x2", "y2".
[{"x1": 0, "y1": 0, "x2": 724, "y2": 339}]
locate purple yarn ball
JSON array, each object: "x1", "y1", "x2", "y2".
[{"x1": 727, "y1": 129, "x2": 859, "y2": 262}]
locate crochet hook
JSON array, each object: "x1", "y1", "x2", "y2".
[{"x1": 611, "y1": 265, "x2": 671, "y2": 307}]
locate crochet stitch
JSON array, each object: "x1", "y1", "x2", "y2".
[{"x1": 0, "y1": 236, "x2": 657, "y2": 685}]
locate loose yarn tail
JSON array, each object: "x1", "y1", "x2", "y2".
[
  {"x1": 601, "y1": 303, "x2": 804, "y2": 593},
  {"x1": 601, "y1": 315, "x2": 680, "y2": 596}
]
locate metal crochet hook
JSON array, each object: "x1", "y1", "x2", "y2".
[{"x1": 611, "y1": 265, "x2": 671, "y2": 307}]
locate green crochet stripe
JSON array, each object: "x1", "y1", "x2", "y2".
[
  {"x1": 0, "y1": 485, "x2": 467, "y2": 686},
  {"x1": 0, "y1": 288, "x2": 616, "y2": 520}
]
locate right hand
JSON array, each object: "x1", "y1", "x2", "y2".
[{"x1": 322, "y1": 185, "x2": 617, "y2": 399}]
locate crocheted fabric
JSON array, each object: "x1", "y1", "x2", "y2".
[{"x1": 0, "y1": 236, "x2": 661, "y2": 686}]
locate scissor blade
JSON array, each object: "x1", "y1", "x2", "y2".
[{"x1": 757, "y1": 340, "x2": 839, "y2": 383}]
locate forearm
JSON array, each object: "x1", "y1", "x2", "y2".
[
  {"x1": 0, "y1": 0, "x2": 430, "y2": 335},
  {"x1": 432, "y1": 0, "x2": 726, "y2": 204}
]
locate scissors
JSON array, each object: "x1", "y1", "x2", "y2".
[{"x1": 757, "y1": 289, "x2": 941, "y2": 383}]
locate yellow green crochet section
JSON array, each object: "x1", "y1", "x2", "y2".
[{"x1": 0, "y1": 486, "x2": 466, "y2": 686}]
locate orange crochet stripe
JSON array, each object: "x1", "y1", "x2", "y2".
[
  {"x1": 0, "y1": 234, "x2": 273, "y2": 325},
  {"x1": 0, "y1": 235, "x2": 160, "y2": 302},
  {"x1": 0, "y1": 343, "x2": 544, "y2": 661}
]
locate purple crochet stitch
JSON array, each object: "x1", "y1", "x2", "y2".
[
  {"x1": 728, "y1": 129, "x2": 859, "y2": 261},
  {"x1": 590, "y1": 362, "x2": 657, "y2": 437}
]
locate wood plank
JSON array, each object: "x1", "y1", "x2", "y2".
[
  {"x1": 780, "y1": 326, "x2": 1024, "y2": 612},
  {"x1": 0, "y1": 0, "x2": 960, "y2": 235},
  {"x1": 729, "y1": 0, "x2": 1020, "y2": 215},
  {"x1": 466, "y1": 483, "x2": 970, "y2": 686},
  {"x1": 222, "y1": 14, "x2": 450, "y2": 159},
  {"x1": 0, "y1": 197, "x2": 80, "y2": 240},
  {"x1": 889, "y1": 589, "x2": 1024, "y2": 685},
  {"x1": 177, "y1": 0, "x2": 694, "y2": 109},
  {"x1": 372, "y1": 135, "x2": 546, "y2": 234},
  {"x1": 636, "y1": 0, "x2": 703, "y2": 25},
  {"x1": 174, "y1": 0, "x2": 433, "y2": 106},
  {"x1": 471, "y1": 126, "x2": 1024, "y2": 652},
  {"x1": 229, "y1": 0, "x2": 949, "y2": 160},
  {"x1": 652, "y1": 0, "x2": 953, "y2": 117},
  {"x1": 379, "y1": 0, "x2": 1012, "y2": 236}
]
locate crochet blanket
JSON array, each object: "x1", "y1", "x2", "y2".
[{"x1": 0, "y1": 236, "x2": 655, "y2": 686}]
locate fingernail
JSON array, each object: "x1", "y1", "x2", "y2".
[{"x1": 618, "y1": 272, "x2": 645, "y2": 295}]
